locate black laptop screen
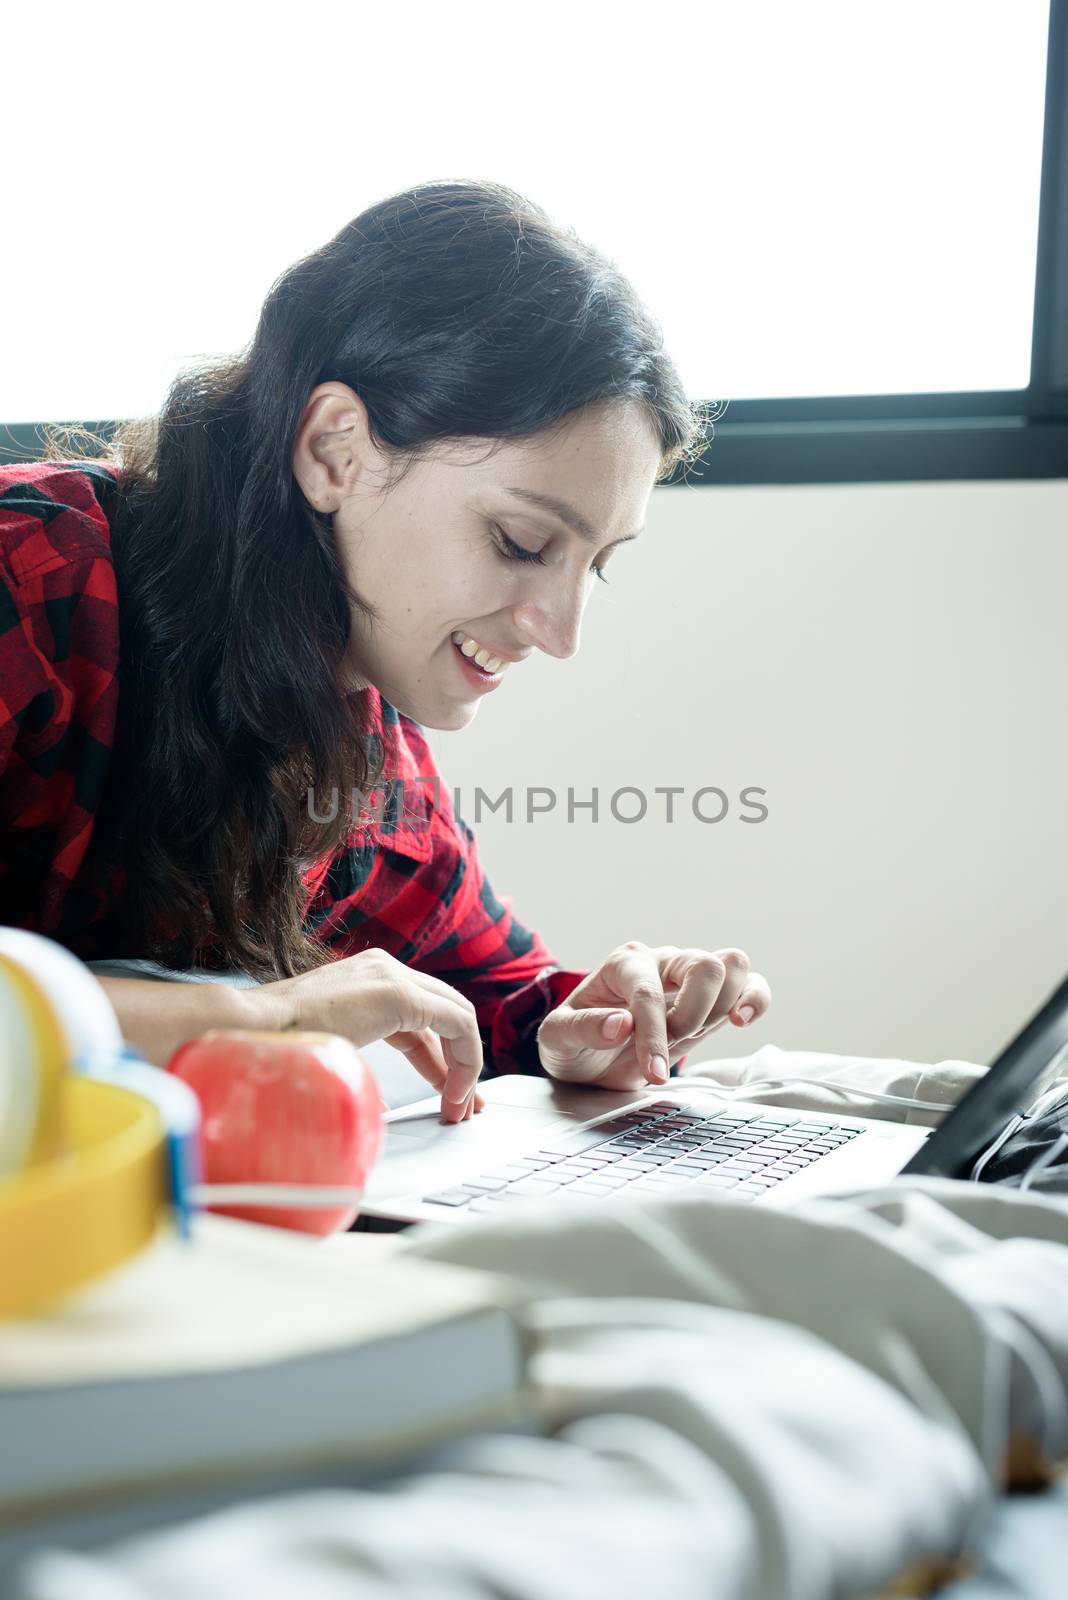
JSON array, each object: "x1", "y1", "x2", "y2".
[{"x1": 901, "y1": 971, "x2": 1068, "y2": 1181}]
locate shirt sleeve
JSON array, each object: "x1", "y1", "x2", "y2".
[{"x1": 412, "y1": 810, "x2": 589, "y2": 1078}]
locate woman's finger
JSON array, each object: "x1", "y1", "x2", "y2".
[
  {"x1": 436, "y1": 1030, "x2": 485, "y2": 1122},
  {"x1": 599, "y1": 942, "x2": 674, "y2": 1084},
  {"x1": 397, "y1": 984, "x2": 484, "y2": 1118},
  {"x1": 385, "y1": 1028, "x2": 484, "y2": 1121},
  {"x1": 659, "y1": 948, "x2": 745, "y2": 1038},
  {"x1": 386, "y1": 1027, "x2": 449, "y2": 1089},
  {"x1": 727, "y1": 972, "x2": 773, "y2": 1027}
]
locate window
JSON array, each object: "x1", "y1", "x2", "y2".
[{"x1": 2, "y1": 0, "x2": 1065, "y2": 481}]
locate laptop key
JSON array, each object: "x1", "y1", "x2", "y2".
[
  {"x1": 535, "y1": 1130, "x2": 625, "y2": 1157},
  {"x1": 509, "y1": 1177, "x2": 563, "y2": 1196},
  {"x1": 423, "y1": 1187, "x2": 479, "y2": 1206},
  {"x1": 463, "y1": 1176, "x2": 511, "y2": 1193}
]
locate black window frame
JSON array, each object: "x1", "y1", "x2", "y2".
[
  {"x1": 673, "y1": 0, "x2": 1068, "y2": 485},
  {"x1": 3, "y1": 1, "x2": 1067, "y2": 486}
]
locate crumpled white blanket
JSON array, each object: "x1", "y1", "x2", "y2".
[
  {"x1": 17, "y1": 1049, "x2": 1068, "y2": 1600},
  {"x1": 678, "y1": 1040, "x2": 992, "y2": 1126}
]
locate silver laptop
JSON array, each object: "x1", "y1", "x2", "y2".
[
  {"x1": 360, "y1": 970, "x2": 1068, "y2": 1227},
  {"x1": 359, "y1": 1075, "x2": 927, "y2": 1226}
]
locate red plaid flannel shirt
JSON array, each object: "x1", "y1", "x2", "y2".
[{"x1": 0, "y1": 460, "x2": 589, "y2": 1076}]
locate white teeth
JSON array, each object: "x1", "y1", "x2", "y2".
[{"x1": 451, "y1": 630, "x2": 508, "y2": 674}]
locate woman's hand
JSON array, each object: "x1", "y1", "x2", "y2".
[
  {"x1": 536, "y1": 941, "x2": 771, "y2": 1093},
  {"x1": 253, "y1": 948, "x2": 484, "y2": 1123}
]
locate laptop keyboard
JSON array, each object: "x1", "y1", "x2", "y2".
[{"x1": 422, "y1": 1100, "x2": 865, "y2": 1215}]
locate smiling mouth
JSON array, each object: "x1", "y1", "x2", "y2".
[
  {"x1": 452, "y1": 639, "x2": 500, "y2": 677},
  {"x1": 450, "y1": 630, "x2": 514, "y2": 675}
]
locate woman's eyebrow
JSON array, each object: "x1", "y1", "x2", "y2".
[{"x1": 502, "y1": 487, "x2": 643, "y2": 546}]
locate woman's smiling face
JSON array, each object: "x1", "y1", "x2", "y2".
[{"x1": 291, "y1": 383, "x2": 663, "y2": 729}]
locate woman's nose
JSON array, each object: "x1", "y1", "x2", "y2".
[{"x1": 512, "y1": 587, "x2": 586, "y2": 661}]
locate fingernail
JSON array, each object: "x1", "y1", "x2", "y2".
[
  {"x1": 604, "y1": 1011, "x2": 628, "y2": 1041},
  {"x1": 649, "y1": 1055, "x2": 669, "y2": 1082},
  {"x1": 737, "y1": 1005, "x2": 755, "y2": 1024}
]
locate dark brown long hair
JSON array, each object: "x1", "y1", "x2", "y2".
[{"x1": 43, "y1": 178, "x2": 714, "y2": 979}]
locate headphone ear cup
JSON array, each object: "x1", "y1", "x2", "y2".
[
  {"x1": 0, "y1": 930, "x2": 125, "y2": 1178},
  {"x1": 0, "y1": 928, "x2": 123, "y2": 1074},
  {"x1": 0, "y1": 956, "x2": 69, "y2": 1175}
]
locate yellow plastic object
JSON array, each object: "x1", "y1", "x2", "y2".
[
  {"x1": 0, "y1": 955, "x2": 68, "y2": 1171},
  {"x1": 0, "y1": 1076, "x2": 170, "y2": 1319},
  {"x1": 0, "y1": 927, "x2": 123, "y2": 1071}
]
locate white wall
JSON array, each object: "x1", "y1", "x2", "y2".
[{"x1": 423, "y1": 478, "x2": 1068, "y2": 1072}]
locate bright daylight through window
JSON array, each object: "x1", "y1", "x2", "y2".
[{"x1": 0, "y1": 0, "x2": 1051, "y2": 424}]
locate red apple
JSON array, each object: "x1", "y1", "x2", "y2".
[{"x1": 165, "y1": 1029, "x2": 385, "y2": 1235}]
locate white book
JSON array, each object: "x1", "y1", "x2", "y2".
[{"x1": 0, "y1": 1213, "x2": 529, "y2": 1533}]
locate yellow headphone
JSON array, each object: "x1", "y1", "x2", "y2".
[{"x1": 0, "y1": 931, "x2": 193, "y2": 1319}]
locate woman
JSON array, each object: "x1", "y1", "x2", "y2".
[{"x1": 0, "y1": 179, "x2": 770, "y2": 1122}]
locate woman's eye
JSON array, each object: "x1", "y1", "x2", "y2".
[
  {"x1": 493, "y1": 527, "x2": 545, "y2": 566},
  {"x1": 493, "y1": 526, "x2": 610, "y2": 585}
]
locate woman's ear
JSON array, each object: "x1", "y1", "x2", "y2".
[{"x1": 291, "y1": 384, "x2": 367, "y2": 511}]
